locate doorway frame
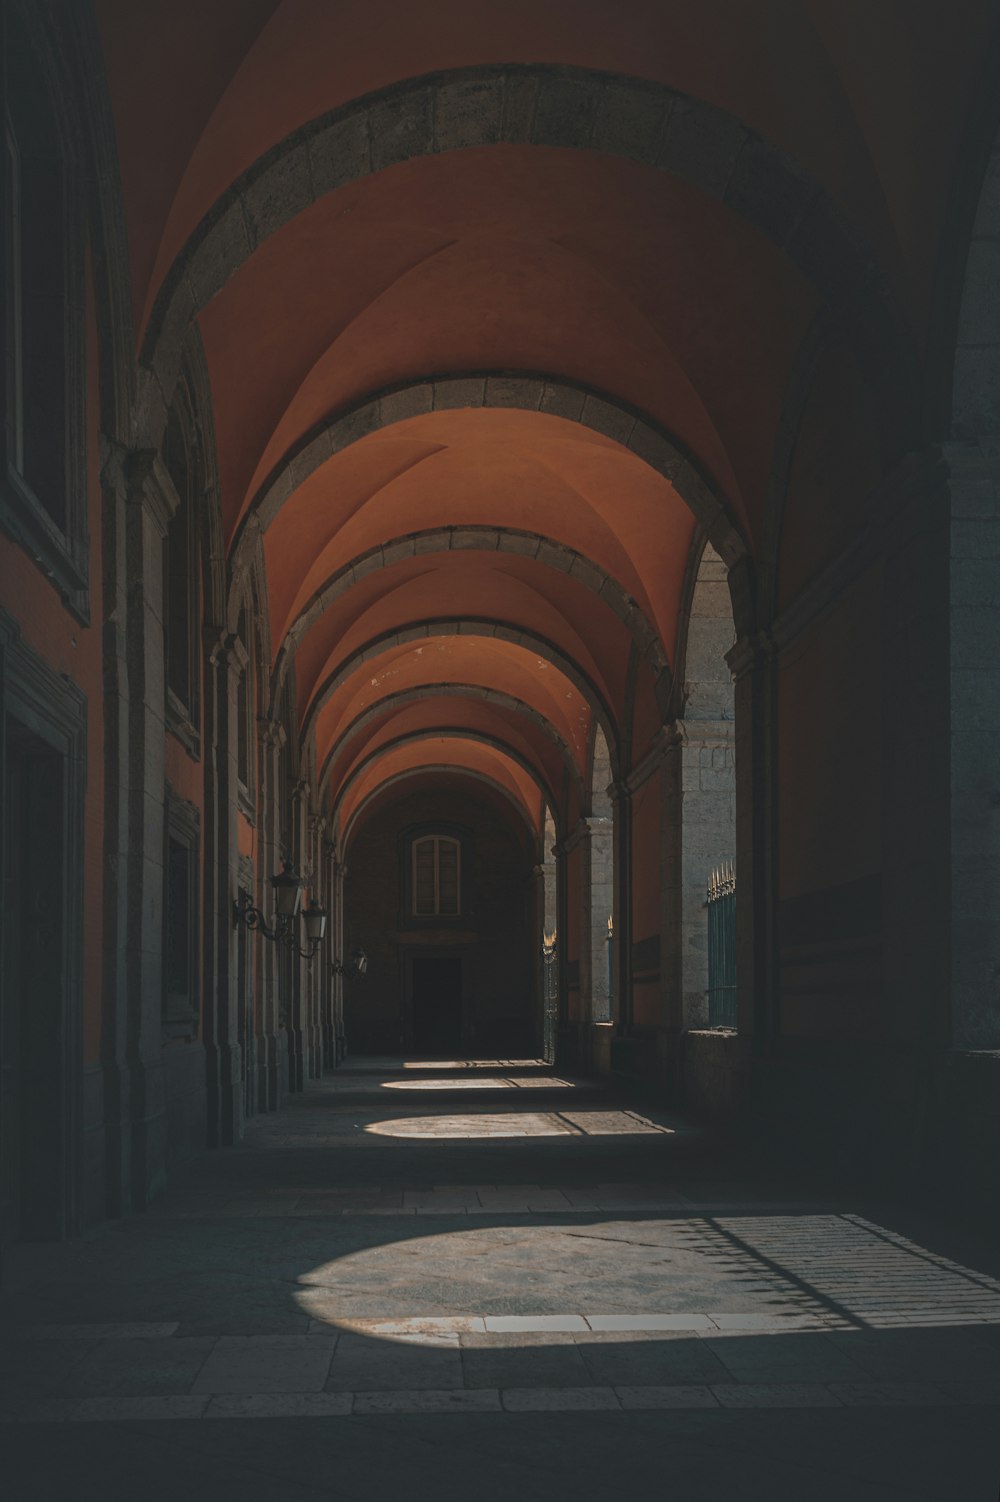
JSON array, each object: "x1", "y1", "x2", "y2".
[
  {"x1": 0, "y1": 610, "x2": 86, "y2": 1242},
  {"x1": 402, "y1": 947, "x2": 466, "y2": 1055}
]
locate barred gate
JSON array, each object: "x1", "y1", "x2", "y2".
[
  {"x1": 707, "y1": 863, "x2": 737, "y2": 1028},
  {"x1": 542, "y1": 932, "x2": 558, "y2": 1063}
]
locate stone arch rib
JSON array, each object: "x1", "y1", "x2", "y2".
[
  {"x1": 143, "y1": 63, "x2": 885, "y2": 407},
  {"x1": 272, "y1": 518, "x2": 673, "y2": 709},
  {"x1": 320, "y1": 683, "x2": 585, "y2": 805},
  {"x1": 343, "y1": 766, "x2": 543, "y2": 853},
  {"x1": 300, "y1": 617, "x2": 620, "y2": 776},
  {"x1": 236, "y1": 371, "x2": 748, "y2": 579},
  {"x1": 328, "y1": 726, "x2": 559, "y2": 816}
]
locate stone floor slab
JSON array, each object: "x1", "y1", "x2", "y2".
[
  {"x1": 615, "y1": 1385, "x2": 719, "y2": 1409},
  {"x1": 826, "y1": 1381, "x2": 958, "y2": 1407},
  {"x1": 71, "y1": 1395, "x2": 210, "y2": 1421},
  {"x1": 711, "y1": 1383, "x2": 843, "y2": 1408},
  {"x1": 66, "y1": 1336, "x2": 217, "y2": 1397},
  {"x1": 21, "y1": 1322, "x2": 179, "y2": 1341},
  {"x1": 205, "y1": 1392, "x2": 354, "y2": 1418},
  {"x1": 192, "y1": 1337, "x2": 334, "y2": 1395},
  {"x1": 484, "y1": 1315, "x2": 588, "y2": 1332},
  {"x1": 500, "y1": 1386, "x2": 620, "y2": 1410},
  {"x1": 352, "y1": 1388, "x2": 500, "y2": 1414},
  {"x1": 585, "y1": 1314, "x2": 713, "y2": 1332}
]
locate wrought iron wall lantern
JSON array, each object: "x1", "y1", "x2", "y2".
[
  {"x1": 332, "y1": 947, "x2": 369, "y2": 978},
  {"x1": 233, "y1": 860, "x2": 327, "y2": 960}
]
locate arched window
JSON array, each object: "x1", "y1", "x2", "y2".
[{"x1": 412, "y1": 835, "x2": 461, "y2": 917}]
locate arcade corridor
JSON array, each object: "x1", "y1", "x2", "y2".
[
  {"x1": 2, "y1": 1061, "x2": 1000, "y2": 1499},
  {"x1": 3, "y1": 1, "x2": 1000, "y2": 1494}
]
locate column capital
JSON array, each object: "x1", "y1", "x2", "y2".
[
  {"x1": 674, "y1": 716, "x2": 736, "y2": 749},
  {"x1": 624, "y1": 725, "x2": 675, "y2": 792},
  {"x1": 608, "y1": 778, "x2": 633, "y2": 807},
  {"x1": 258, "y1": 715, "x2": 287, "y2": 749},
  {"x1": 203, "y1": 625, "x2": 248, "y2": 672},
  {"x1": 726, "y1": 630, "x2": 775, "y2": 682},
  {"x1": 123, "y1": 449, "x2": 180, "y2": 537}
]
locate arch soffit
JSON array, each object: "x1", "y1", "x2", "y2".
[
  {"x1": 238, "y1": 376, "x2": 747, "y2": 578},
  {"x1": 327, "y1": 727, "x2": 560, "y2": 823},
  {"x1": 300, "y1": 618, "x2": 620, "y2": 775},
  {"x1": 274, "y1": 520, "x2": 671, "y2": 701},
  {"x1": 321, "y1": 684, "x2": 585, "y2": 804},
  {"x1": 142, "y1": 64, "x2": 887, "y2": 416},
  {"x1": 343, "y1": 766, "x2": 544, "y2": 856}
]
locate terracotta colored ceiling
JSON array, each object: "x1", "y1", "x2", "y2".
[
  {"x1": 338, "y1": 737, "x2": 546, "y2": 840},
  {"x1": 92, "y1": 1, "x2": 1000, "y2": 840},
  {"x1": 322, "y1": 695, "x2": 575, "y2": 814},
  {"x1": 310, "y1": 636, "x2": 596, "y2": 784},
  {"x1": 265, "y1": 416, "x2": 673, "y2": 648},
  {"x1": 201, "y1": 147, "x2": 819, "y2": 538},
  {"x1": 98, "y1": 0, "x2": 997, "y2": 346}
]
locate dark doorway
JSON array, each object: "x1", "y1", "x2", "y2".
[
  {"x1": 1, "y1": 723, "x2": 66, "y2": 1243},
  {"x1": 410, "y1": 957, "x2": 463, "y2": 1054}
]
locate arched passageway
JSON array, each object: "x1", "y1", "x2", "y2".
[
  {"x1": 343, "y1": 777, "x2": 542, "y2": 1059},
  {"x1": 2, "y1": 0, "x2": 999, "y2": 1344},
  {"x1": 4, "y1": 3, "x2": 1000, "y2": 1493}
]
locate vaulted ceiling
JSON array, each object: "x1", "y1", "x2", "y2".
[{"x1": 95, "y1": 0, "x2": 999, "y2": 845}]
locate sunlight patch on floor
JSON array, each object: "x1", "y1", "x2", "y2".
[
  {"x1": 293, "y1": 1215, "x2": 1000, "y2": 1335},
  {"x1": 362, "y1": 1110, "x2": 671, "y2": 1138},
  {"x1": 380, "y1": 1076, "x2": 575, "y2": 1091}
]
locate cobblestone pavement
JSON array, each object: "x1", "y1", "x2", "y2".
[{"x1": 2, "y1": 1063, "x2": 999, "y2": 1500}]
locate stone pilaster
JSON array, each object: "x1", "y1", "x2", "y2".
[
  {"x1": 610, "y1": 783, "x2": 633, "y2": 1032},
  {"x1": 676, "y1": 719, "x2": 736, "y2": 1029},
  {"x1": 287, "y1": 776, "x2": 309, "y2": 1092},
  {"x1": 97, "y1": 438, "x2": 134, "y2": 1217},
  {"x1": 203, "y1": 627, "x2": 244, "y2": 1148},
  {"x1": 319, "y1": 835, "x2": 339, "y2": 1069},
  {"x1": 256, "y1": 716, "x2": 286, "y2": 1111},
  {"x1": 332, "y1": 856, "x2": 347, "y2": 1064},
  {"x1": 121, "y1": 449, "x2": 178, "y2": 1208},
  {"x1": 726, "y1": 630, "x2": 778, "y2": 1043},
  {"x1": 657, "y1": 725, "x2": 685, "y2": 1041},
  {"x1": 946, "y1": 438, "x2": 1000, "y2": 1048}
]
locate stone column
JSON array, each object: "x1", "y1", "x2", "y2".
[
  {"x1": 306, "y1": 812, "x2": 327, "y2": 1077},
  {"x1": 202, "y1": 628, "x2": 243, "y2": 1148},
  {"x1": 287, "y1": 777, "x2": 309, "y2": 1092},
  {"x1": 586, "y1": 817, "x2": 614, "y2": 1026},
  {"x1": 528, "y1": 862, "x2": 545, "y2": 1056},
  {"x1": 554, "y1": 842, "x2": 570, "y2": 1066},
  {"x1": 611, "y1": 783, "x2": 633, "y2": 1032},
  {"x1": 121, "y1": 450, "x2": 177, "y2": 1208},
  {"x1": 726, "y1": 633, "x2": 778, "y2": 1043},
  {"x1": 319, "y1": 838, "x2": 337, "y2": 1069},
  {"x1": 257, "y1": 717, "x2": 285, "y2": 1111},
  {"x1": 659, "y1": 726, "x2": 685, "y2": 1039},
  {"x1": 946, "y1": 438, "x2": 1000, "y2": 1048},
  {"x1": 677, "y1": 719, "x2": 736, "y2": 1029},
  {"x1": 878, "y1": 451, "x2": 951, "y2": 1052},
  {"x1": 330, "y1": 856, "x2": 347, "y2": 1063},
  {"x1": 97, "y1": 439, "x2": 135, "y2": 1215}
]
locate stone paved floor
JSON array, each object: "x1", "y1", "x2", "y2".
[{"x1": 2, "y1": 1062, "x2": 999, "y2": 1499}]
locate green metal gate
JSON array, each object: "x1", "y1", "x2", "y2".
[{"x1": 707, "y1": 863, "x2": 736, "y2": 1028}]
